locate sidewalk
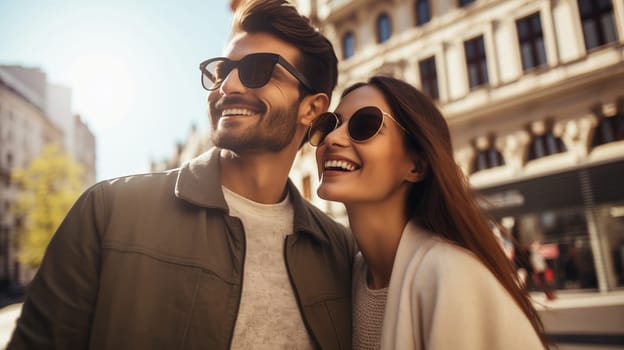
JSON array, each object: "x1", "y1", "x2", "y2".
[
  {"x1": 532, "y1": 289, "x2": 624, "y2": 311},
  {"x1": 533, "y1": 290, "x2": 624, "y2": 350}
]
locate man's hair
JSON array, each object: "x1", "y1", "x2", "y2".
[{"x1": 232, "y1": 0, "x2": 338, "y2": 100}]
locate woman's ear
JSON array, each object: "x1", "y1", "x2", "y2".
[
  {"x1": 299, "y1": 93, "x2": 330, "y2": 126},
  {"x1": 406, "y1": 155, "x2": 428, "y2": 183}
]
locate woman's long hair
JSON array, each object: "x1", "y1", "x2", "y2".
[{"x1": 342, "y1": 76, "x2": 549, "y2": 348}]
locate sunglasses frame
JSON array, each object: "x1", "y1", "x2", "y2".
[
  {"x1": 308, "y1": 106, "x2": 408, "y2": 147},
  {"x1": 199, "y1": 52, "x2": 316, "y2": 93}
]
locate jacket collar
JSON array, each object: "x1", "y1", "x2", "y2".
[{"x1": 175, "y1": 147, "x2": 329, "y2": 245}]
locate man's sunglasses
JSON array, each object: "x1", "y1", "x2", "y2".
[
  {"x1": 199, "y1": 53, "x2": 316, "y2": 93},
  {"x1": 308, "y1": 106, "x2": 408, "y2": 146}
]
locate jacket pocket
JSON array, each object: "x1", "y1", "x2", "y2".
[{"x1": 88, "y1": 248, "x2": 220, "y2": 349}]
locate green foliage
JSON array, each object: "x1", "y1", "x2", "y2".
[{"x1": 11, "y1": 144, "x2": 84, "y2": 267}]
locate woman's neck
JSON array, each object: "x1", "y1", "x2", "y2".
[{"x1": 347, "y1": 204, "x2": 409, "y2": 289}]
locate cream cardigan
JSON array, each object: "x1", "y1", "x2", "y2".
[{"x1": 378, "y1": 221, "x2": 544, "y2": 350}]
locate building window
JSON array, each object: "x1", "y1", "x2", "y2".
[
  {"x1": 302, "y1": 175, "x2": 312, "y2": 200},
  {"x1": 473, "y1": 136, "x2": 504, "y2": 172},
  {"x1": 342, "y1": 31, "x2": 355, "y2": 59},
  {"x1": 527, "y1": 122, "x2": 567, "y2": 161},
  {"x1": 415, "y1": 0, "x2": 431, "y2": 25},
  {"x1": 419, "y1": 56, "x2": 439, "y2": 100},
  {"x1": 459, "y1": 0, "x2": 475, "y2": 7},
  {"x1": 516, "y1": 13, "x2": 547, "y2": 71},
  {"x1": 592, "y1": 111, "x2": 624, "y2": 147},
  {"x1": 578, "y1": 0, "x2": 618, "y2": 50},
  {"x1": 474, "y1": 148, "x2": 504, "y2": 172},
  {"x1": 376, "y1": 13, "x2": 392, "y2": 43},
  {"x1": 464, "y1": 35, "x2": 489, "y2": 88}
]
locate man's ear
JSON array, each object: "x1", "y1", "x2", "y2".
[
  {"x1": 406, "y1": 155, "x2": 428, "y2": 183},
  {"x1": 299, "y1": 93, "x2": 330, "y2": 126}
]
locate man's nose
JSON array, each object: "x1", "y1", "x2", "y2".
[{"x1": 219, "y1": 68, "x2": 246, "y2": 94}]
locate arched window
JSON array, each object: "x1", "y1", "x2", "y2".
[
  {"x1": 342, "y1": 31, "x2": 355, "y2": 59},
  {"x1": 472, "y1": 136, "x2": 504, "y2": 173},
  {"x1": 592, "y1": 111, "x2": 624, "y2": 147},
  {"x1": 474, "y1": 148, "x2": 504, "y2": 172},
  {"x1": 376, "y1": 13, "x2": 392, "y2": 43},
  {"x1": 527, "y1": 122, "x2": 567, "y2": 161}
]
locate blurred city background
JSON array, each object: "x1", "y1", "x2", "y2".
[{"x1": 1, "y1": 0, "x2": 623, "y2": 349}]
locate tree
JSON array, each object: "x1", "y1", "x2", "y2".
[{"x1": 11, "y1": 144, "x2": 84, "y2": 267}]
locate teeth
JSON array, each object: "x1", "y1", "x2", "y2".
[
  {"x1": 222, "y1": 108, "x2": 256, "y2": 116},
  {"x1": 324, "y1": 160, "x2": 356, "y2": 171}
]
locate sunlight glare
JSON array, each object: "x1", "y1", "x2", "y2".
[{"x1": 68, "y1": 52, "x2": 136, "y2": 131}]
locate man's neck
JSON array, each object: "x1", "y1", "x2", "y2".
[{"x1": 219, "y1": 148, "x2": 296, "y2": 204}]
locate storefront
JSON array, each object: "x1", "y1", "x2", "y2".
[{"x1": 479, "y1": 159, "x2": 624, "y2": 293}]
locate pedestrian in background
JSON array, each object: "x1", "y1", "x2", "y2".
[
  {"x1": 309, "y1": 75, "x2": 550, "y2": 349},
  {"x1": 8, "y1": 1, "x2": 356, "y2": 349},
  {"x1": 531, "y1": 240, "x2": 557, "y2": 300}
]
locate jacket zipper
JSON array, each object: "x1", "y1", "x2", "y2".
[
  {"x1": 226, "y1": 217, "x2": 246, "y2": 349},
  {"x1": 283, "y1": 235, "x2": 321, "y2": 349}
]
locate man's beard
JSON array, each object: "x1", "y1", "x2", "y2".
[{"x1": 211, "y1": 101, "x2": 300, "y2": 153}]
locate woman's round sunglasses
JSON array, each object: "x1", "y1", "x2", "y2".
[
  {"x1": 199, "y1": 52, "x2": 316, "y2": 93},
  {"x1": 308, "y1": 106, "x2": 408, "y2": 147}
]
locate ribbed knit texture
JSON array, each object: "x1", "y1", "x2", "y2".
[{"x1": 352, "y1": 254, "x2": 388, "y2": 350}]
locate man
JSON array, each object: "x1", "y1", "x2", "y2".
[{"x1": 8, "y1": 1, "x2": 355, "y2": 349}]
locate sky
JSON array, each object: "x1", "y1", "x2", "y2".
[{"x1": 0, "y1": 0, "x2": 233, "y2": 181}]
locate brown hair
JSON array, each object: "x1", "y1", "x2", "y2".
[
  {"x1": 342, "y1": 76, "x2": 549, "y2": 348},
  {"x1": 232, "y1": 0, "x2": 338, "y2": 100}
]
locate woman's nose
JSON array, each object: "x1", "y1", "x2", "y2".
[{"x1": 322, "y1": 121, "x2": 350, "y2": 147}]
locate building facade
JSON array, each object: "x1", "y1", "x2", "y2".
[
  {"x1": 150, "y1": 124, "x2": 213, "y2": 172},
  {"x1": 73, "y1": 114, "x2": 97, "y2": 186},
  {"x1": 0, "y1": 66, "x2": 96, "y2": 291},
  {"x1": 291, "y1": 0, "x2": 624, "y2": 294}
]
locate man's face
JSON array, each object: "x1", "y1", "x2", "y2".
[{"x1": 207, "y1": 32, "x2": 304, "y2": 153}]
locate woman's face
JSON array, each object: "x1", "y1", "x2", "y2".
[{"x1": 315, "y1": 85, "x2": 420, "y2": 206}]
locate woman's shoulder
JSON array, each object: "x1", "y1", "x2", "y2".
[{"x1": 402, "y1": 224, "x2": 495, "y2": 283}]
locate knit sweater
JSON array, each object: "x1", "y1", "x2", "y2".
[{"x1": 352, "y1": 255, "x2": 388, "y2": 350}]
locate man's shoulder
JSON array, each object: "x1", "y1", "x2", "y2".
[
  {"x1": 297, "y1": 200, "x2": 356, "y2": 256},
  {"x1": 301, "y1": 200, "x2": 349, "y2": 234},
  {"x1": 87, "y1": 169, "x2": 181, "y2": 204}
]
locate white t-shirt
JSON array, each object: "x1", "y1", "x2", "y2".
[{"x1": 223, "y1": 186, "x2": 314, "y2": 350}]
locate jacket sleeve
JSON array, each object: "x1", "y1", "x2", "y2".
[
  {"x1": 416, "y1": 245, "x2": 544, "y2": 350},
  {"x1": 8, "y1": 183, "x2": 108, "y2": 349}
]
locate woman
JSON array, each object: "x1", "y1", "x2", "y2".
[{"x1": 308, "y1": 76, "x2": 549, "y2": 349}]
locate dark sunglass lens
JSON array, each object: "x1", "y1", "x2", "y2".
[
  {"x1": 203, "y1": 59, "x2": 233, "y2": 90},
  {"x1": 309, "y1": 113, "x2": 338, "y2": 146},
  {"x1": 240, "y1": 54, "x2": 277, "y2": 88},
  {"x1": 349, "y1": 107, "x2": 383, "y2": 142}
]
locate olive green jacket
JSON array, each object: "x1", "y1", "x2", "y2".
[{"x1": 9, "y1": 148, "x2": 356, "y2": 350}]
